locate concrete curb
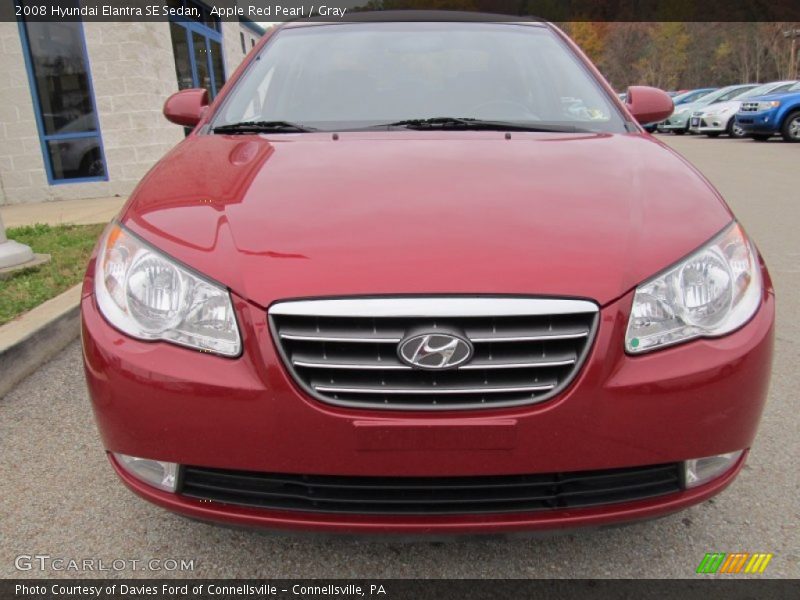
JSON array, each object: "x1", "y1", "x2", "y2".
[
  {"x1": 0, "y1": 284, "x2": 82, "y2": 398},
  {"x1": 0, "y1": 253, "x2": 51, "y2": 280}
]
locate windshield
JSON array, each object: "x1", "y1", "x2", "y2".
[
  {"x1": 213, "y1": 22, "x2": 625, "y2": 133},
  {"x1": 673, "y1": 89, "x2": 713, "y2": 104}
]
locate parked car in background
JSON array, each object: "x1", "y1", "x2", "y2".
[
  {"x1": 51, "y1": 113, "x2": 105, "y2": 178},
  {"x1": 645, "y1": 87, "x2": 717, "y2": 132},
  {"x1": 673, "y1": 88, "x2": 717, "y2": 106},
  {"x1": 639, "y1": 88, "x2": 716, "y2": 132},
  {"x1": 735, "y1": 82, "x2": 800, "y2": 142},
  {"x1": 689, "y1": 81, "x2": 798, "y2": 138},
  {"x1": 658, "y1": 84, "x2": 759, "y2": 134}
]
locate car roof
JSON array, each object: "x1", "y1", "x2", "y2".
[
  {"x1": 683, "y1": 87, "x2": 716, "y2": 94},
  {"x1": 706, "y1": 84, "x2": 757, "y2": 96},
  {"x1": 281, "y1": 10, "x2": 548, "y2": 28}
]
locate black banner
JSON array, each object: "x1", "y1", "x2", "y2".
[
  {"x1": 2, "y1": 0, "x2": 800, "y2": 23},
  {"x1": 2, "y1": 580, "x2": 800, "y2": 600}
]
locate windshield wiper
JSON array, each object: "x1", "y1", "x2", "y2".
[
  {"x1": 212, "y1": 120, "x2": 316, "y2": 134},
  {"x1": 369, "y1": 117, "x2": 586, "y2": 133}
]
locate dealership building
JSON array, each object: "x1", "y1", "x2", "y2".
[{"x1": 0, "y1": 1, "x2": 265, "y2": 206}]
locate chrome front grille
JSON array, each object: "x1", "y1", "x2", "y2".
[
  {"x1": 741, "y1": 102, "x2": 759, "y2": 112},
  {"x1": 269, "y1": 298, "x2": 598, "y2": 411}
]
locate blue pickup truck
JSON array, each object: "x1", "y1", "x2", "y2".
[{"x1": 735, "y1": 82, "x2": 800, "y2": 142}]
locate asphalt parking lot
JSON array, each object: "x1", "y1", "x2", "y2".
[{"x1": 1, "y1": 135, "x2": 798, "y2": 579}]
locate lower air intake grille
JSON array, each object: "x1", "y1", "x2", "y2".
[
  {"x1": 269, "y1": 297, "x2": 598, "y2": 411},
  {"x1": 180, "y1": 463, "x2": 682, "y2": 515}
]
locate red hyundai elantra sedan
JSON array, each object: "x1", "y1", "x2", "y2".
[{"x1": 81, "y1": 14, "x2": 774, "y2": 534}]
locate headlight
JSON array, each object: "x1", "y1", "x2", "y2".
[
  {"x1": 625, "y1": 223, "x2": 761, "y2": 354},
  {"x1": 95, "y1": 223, "x2": 241, "y2": 356},
  {"x1": 756, "y1": 101, "x2": 781, "y2": 110},
  {"x1": 684, "y1": 451, "x2": 743, "y2": 488},
  {"x1": 114, "y1": 454, "x2": 178, "y2": 492}
]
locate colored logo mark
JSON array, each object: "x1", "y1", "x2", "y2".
[{"x1": 696, "y1": 553, "x2": 773, "y2": 574}]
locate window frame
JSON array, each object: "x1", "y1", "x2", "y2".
[
  {"x1": 16, "y1": 11, "x2": 108, "y2": 185},
  {"x1": 169, "y1": 2, "x2": 226, "y2": 99}
]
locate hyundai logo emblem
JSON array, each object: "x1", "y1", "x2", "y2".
[{"x1": 397, "y1": 331, "x2": 474, "y2": 370}]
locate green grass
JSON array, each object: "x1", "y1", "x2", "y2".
[{"x1": 0, "y1": 223, "x2": 106, "y2": 326}]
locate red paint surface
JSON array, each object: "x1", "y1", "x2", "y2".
[
  {"x1": 626, "y1": 86, "x2": 675, "y2": 124},
  {"x1": 119, "y1": 131, "x2": 733, "y2": 308},
  {"x1": 162, "y1": 88, "x2": 209, "y2": 128}
]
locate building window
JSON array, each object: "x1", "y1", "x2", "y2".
[
  {"x1": 168, "y1": 0, "x2": 225, "y2": 99},
  {"x1": 239, "y1": 19, "x2": 264, "y2": 53},
  {"x1": 17, "y1": 5, "x2": 107, "y2": 183}
]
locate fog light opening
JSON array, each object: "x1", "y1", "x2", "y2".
[
  {"x1": 684, "y1": 451, "x2": 744, "y2": 489},
  {"x1": 114, "y1": 453, "x2": 178, "y2": 492}
]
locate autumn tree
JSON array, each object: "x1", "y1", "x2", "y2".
[{"x1": 565, "y1": 22, "x2": 609, "y2": 68}]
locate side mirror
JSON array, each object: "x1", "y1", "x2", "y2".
[
  {"x1": 163, "y1": 88, "x2": 209, "y2": 127},
  {"x1": 625, "y1": 86, "x2": 674, "y2": 125}
]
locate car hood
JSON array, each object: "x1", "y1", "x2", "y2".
[
  {"x1": 672, "y1": 101, "x2": 701, "y2": 114},
  {"x1": 699, "y1": 100, "x2": 741, "y2": 114},
  {"x1": 745, "y1": 91, "x2": 800, "y2": 102},
  {"x1": 121, "y1": 132, "x2": 732, "y2": 307}
]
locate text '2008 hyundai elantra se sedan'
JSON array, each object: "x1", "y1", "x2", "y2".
[{"x1": 81, "y1": 13, "x2": 774, "y2": 535}]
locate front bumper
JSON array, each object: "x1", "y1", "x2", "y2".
[
  {"x1": 688, "y1": 115, "x2": 730, "y2": 134},
  {"x1": 736, "y1": 110, "x2": 780, "y2": 134},
  {"x1": 82, "y1": 280, "x2": 774, "y2": 534},
  {"x1": 108, "y1": 451, "x2": 747, "y2": 535},
  {"x1": 657, "y1": 115, "x2": 690, "y2": 131}
]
